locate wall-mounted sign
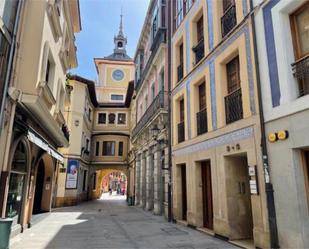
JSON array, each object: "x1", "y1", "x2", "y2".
[
  {"x1": 66, "y1": 159, "x2": 79, "y2": 189},
  {"x1": 248, "y1": 165, "x2": 259, "y2": 195},
  {"x1": 278, "y1": 130, "x2": 289, "y2": 141},
  {"x1": 268, "y1": 133, "x2": 278, "y2": 143}
]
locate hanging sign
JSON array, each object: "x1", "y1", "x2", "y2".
[{"x1": 66, "y1": 159, "x2": 79, "y2": 189}]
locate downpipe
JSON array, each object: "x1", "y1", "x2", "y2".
[{"x1": 249, "y1": 0, "x2": 279, "y2": 248}]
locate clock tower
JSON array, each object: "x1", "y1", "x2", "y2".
[{"x1": 94, "y1": 14, "x2": 134, "y2": 103}]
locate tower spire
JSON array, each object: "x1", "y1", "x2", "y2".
[{"x1": 119, "y1": 8, "x2": 123, "y2": 36}]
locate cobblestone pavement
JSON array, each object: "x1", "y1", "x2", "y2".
[{"x1": 10, "y1": 195, "x2": 238, "y2": 249}]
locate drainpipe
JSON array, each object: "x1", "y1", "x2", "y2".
[
  {"x1": 167, "y1": 0, "x2": 173, "y2": 222},
  {"x1": 249, "y1": 0, "x2": 279, "y2": 248}
]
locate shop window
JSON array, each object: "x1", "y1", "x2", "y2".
[
  {"x1": 6, "y1": 141, "x2": 28, "y2": 223},
  {"x1": 225, "y1": 56, "x2": 243, "y2": 124},
  {"x1": 118, "y1": 113, "x2": 126, "y2": 124},
  {"x1": 119, "y1": 142, "x2": 124, "y2": 156},
  {"x1": 108, "y1": 113, "x2": 116, "y2": 124},
  {"x1": 98, "y1": 113, "x2": 106, "y2": 124},
  {"x1": 290, "y1": 2, "x2": 309, "y2": 97},
  {"x1": 103, "y1": 141, "x2": 115, "y2": 156}
]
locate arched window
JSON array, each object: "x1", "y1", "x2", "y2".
[
  {"x1": 6, "y1": 141, "x2": 28, "y2": 223},
  {"x1": 117, "y1": 41, "x2": 123, "y2": 48}
]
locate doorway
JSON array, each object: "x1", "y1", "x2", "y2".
[
  {"x1": 201, "y1": 161, "x2": 213, "y2": 229},
  {"x1": 225, "y1": 154, "x2": 253, "y2": 240},
  {"x1": 180, "y1": 164, "x2": 187, "y2": 220},
  {"x1": 33, "y1": 160, "x2": 45, "y2": 214}
]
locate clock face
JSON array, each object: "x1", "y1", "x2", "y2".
[{"x1": 112, "y1": 69, "x2": 124, "y2": 81}]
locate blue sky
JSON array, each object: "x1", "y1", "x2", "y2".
[{"x1": 71, "y1": 0, "x2": 150, "y2": 80}]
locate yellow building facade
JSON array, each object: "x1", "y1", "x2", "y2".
[{"x1": 171, "y1": 1, "x2": 270, "y2": 248}]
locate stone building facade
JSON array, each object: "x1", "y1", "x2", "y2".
[
  {"x1": 0, "y1": 0, "x2": 80, "y2": 235},
  {"x1": 170, "y1": 0, "x2": 270, "y2": 248},
  {"x1": 254, "y1": 0, "x2": 309, "y2": 247},
  {"x1": 131, "y1": 0, "x2": 170, "y2": 217}
]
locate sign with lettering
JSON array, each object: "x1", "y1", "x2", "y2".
[{"x1": 66, "y1": 159, "x2": 79, "y2": 189}]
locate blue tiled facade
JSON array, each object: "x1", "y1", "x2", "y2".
[{"x1": 263, "y1": 0, "x2": 281, "y2": 107}]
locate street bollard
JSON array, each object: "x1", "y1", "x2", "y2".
[{"x1": 0, "y1": 218, "x2": 13, "y2": 249}]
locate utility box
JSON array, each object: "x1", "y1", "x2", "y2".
[{"x1": 0, "y1": 218, "x2": 13, "y2": 249}]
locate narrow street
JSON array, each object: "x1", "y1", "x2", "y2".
[{"x1": 10, "y1": 194, "x2": 237, "y2": 249}]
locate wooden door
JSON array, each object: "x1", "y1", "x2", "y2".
[
  {"x1": 201, "y1": 161, "x2": 213, "y2": 229},
  {"x1": 181, "y1": 164, "x2": 187, "y2": 220}
]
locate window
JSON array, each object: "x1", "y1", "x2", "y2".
[
  {"x1": 111, "y1": 94, "x2": 124, "y2": 101},
  {"x1": 290, "y1": 2, "x2": 309, "y2": 97},
  {"x1": 178, "y1": 98, "x2": 185, "y2": 143},
  {"x1": 225, "y1": 56, "x2": 243, "y2": 124},
  {"x1": 88, "y1": 108, "x2": 92, "y2": 121},
  {"x1": 45, "y1": 56, "x2": 55, "y2": 90},
  {"x1": 177, "y1": 43, "x2": 184, "y2": 82},
  {"x1": 221, "y1": 0, "x2": 236, "y2": 37},
  {"x1": 153, "y1": 15, "x2": 158, "y2": 39},
  {"x1": 198, "y1": 82, "x2": 206, "y2": 111},
  {"x1": 159, "y1": 69, "x2": 164, "y2": 92},
  {"x1": 95, "y1": 141, "x2": 100, "y2": 156},
  {"x1": 45, "y1": 60, "x2": 50, "y2": 83},
  {"x1": 0, "y1": 33, "x2": 10, "y2": 111},
  {"x1": 119, "y1": 142, "x2": 124, "y2": 156},
  {"x1": 108, "y1": 113, "x2": 116, "y2": 124},
  {"x1": 118, "y1": 41, "x2": 123, "y2": 48},
  {"x1": 196, "y1": 16, "x2": 204, "y2": 43},
  {"x1": 175, "y1": 0, "x2": 194, "y2": 29},
  {"x1": 103, "y1": 141, "x2": 115, "y2": 156},
  {"x1": 85, "y1": 138, "x2": 89, "y2": 151},
  {"x1": 193, "y1": 15, "x2": 204, "y2": 64},
  {"x1": 226, "y1": 56, "x2": 240, "y2": 93},
  {"x1": 197, "y1": 82, "x2": 207, "y2": 135},
  {"x1": 151, "y1": 84, "x2": 155, "y2": 100},
  {"x1": 145, "y1": 95, "x2": 148, "y2": 109},
  {"x1": 118, "y1": 113, "x2": 126, "y2": 124},
  {"x1": 98, "y1": 113, "x2": 106, "y2": 124}
]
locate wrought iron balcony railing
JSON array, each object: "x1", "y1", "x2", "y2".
[
  {"x1": 225, "y1": 88, "x2": 243, "y2": 124},
  {"x1": 177, "y1": 64, "x2": 184, "y2": 82},
  {"x1": 178, "y1": 121, "x2": 185, "y2": 143},
  {"x1": 136, "y1": 28, "x2": 166, "y2": 93},
  {"x1": 292, "y1": 55, "x2": 309, "y2": 97},
  {"x1": 193, "y1": 38, "x2": 204, "y2": 64},
  {"x1": 221, "y1": 4, "x2": 237, "y2": 38},
  {"x1": 196, "y1": 108, "x2": 207, "y2": 135},
  {"x1": 132, "y1": 91, "x2": 168, "y2": 139}
]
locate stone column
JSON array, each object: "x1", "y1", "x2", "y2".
[
  {"x1": 146, "y1": 148, "x2": 154, "y2": 211},
  {"x1": 135, "y1": 154, "x2": 141, "y2": 205},
  {"x1": 140, "y1": 151, "x2": 146, "y2": 208},
  {"x1": 153, "y1": 143, "x2": 160, "y2": 215}
]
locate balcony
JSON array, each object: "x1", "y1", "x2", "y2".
[
  {"x1": 193, "y1": 39, "x2": 204, "y2": 64},
  {"x1": 225, "y1": 88, "x2": 243, "y2": 124},
  {"x1": 177, "y1": 64, "x2": 184, "y2": 82},
  {"x1": 292, "y1": 55, "x2": 309, "y2": 97},
  {"x1": 221, "y1": 4, "x2": 237, "y2": 38},
  {"x1": 132, "y1": 91, "x2": 168, "y2": 139},
  {"x1": 177, "y1": 121, "x2": 185, "y2": 143},
  {"x1": 196, "y1": 108, "x2": 207, "y2": 135},
  {"x1": 136, "y1": 28, "x2": 166, "y2": 93}
]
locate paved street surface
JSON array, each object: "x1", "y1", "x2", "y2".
[{"x1": 10, "y1": 194, "x2": 237, "y2": 249}]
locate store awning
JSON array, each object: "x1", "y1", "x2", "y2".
[{"x1": 27, "y1": 130, "x2": 64, "y2": 163}]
